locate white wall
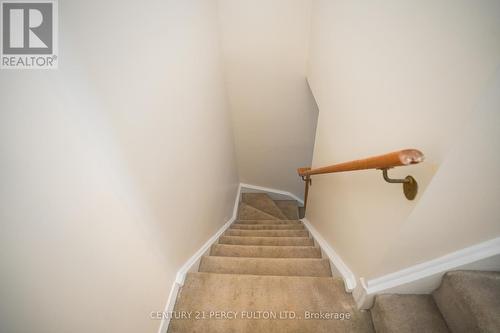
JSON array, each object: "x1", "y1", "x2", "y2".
[
  {"x1": 217, "y1": 0, "x2": 318, "y2": 198},
  {"x1": 0, "y1": 1, "x2": 238, "y2": 333},
  {"x1": 306, "y1": 0, "x2": 500, "y2": 280}
]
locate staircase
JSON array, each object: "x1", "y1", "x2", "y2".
[
  {"x1": 168, "y1": 193, "x2": 374, "y2": 332},
  {"x1": 168, "y1": 193, "x2": 500, "y2": 333}
]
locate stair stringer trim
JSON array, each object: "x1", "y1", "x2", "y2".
[
  {"x1": 301, "y1": 218, "x2": 357, "y2": 292},
  {"x1": 353, "y1": 237, "x2": 500, "y2": 310},
  {"x1": 158, "y1": 184, "x2": 241, "y2": 333}
]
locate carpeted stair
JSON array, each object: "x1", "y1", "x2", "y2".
[
  {"x1": 370, "y1": 270, "x2": 500, "y2": 332},
  {"x1": 168, "y1": 193, "x2": 374, "y2": 332},
  {"x1": 433, "y1": 270, "x2": 500, "y2": 332},
  {"x1": 168, "y1": 192, "x2": 500, "y2": 332},
  {"x1": 371, "y1": 294, "x2": 449, "y2": 332}
]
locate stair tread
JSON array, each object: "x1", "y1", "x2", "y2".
[
  {"x1": 225, "y1": 229, "x2": 309, "y2": 237},
  {"x1": 371, "y1": 294, "x2": 450, "y2": 333},
  {"x1": 168, "y1": 272, "x2": 374, "y2": 333},
  {"x1": 199, "y1": 256, "x2": 332, "y2": 277},
  {"x1": 210, "y1": 244, "x2": 321, "y2": 258},
  {"x1": 242, "y1": 193, "x2": 288, "y2": 219},
  {"x1": 433, "y1": 270, "x2": 500, "y2": 333},
  {"x1": 219, "y1": 236, "x2": 314, "y2": 246}
]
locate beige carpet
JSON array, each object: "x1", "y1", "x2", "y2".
[{"x1": 167, "y1": 193, "x2": 374, "y2": 332}]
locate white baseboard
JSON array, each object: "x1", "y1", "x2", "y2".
[
  {"x1": 301, "y1": 218, "x2": 500, "y2": 309},
  {"x1": 157, "y1": 282, "x2": 181, "y2": 333},
  {"x1": 240, "y1": 183, "x2": 304, "y2": 206},
  {"x1": 354, "y1": 237, "x2": 500, "y2": 309},
  {"x1": 158, "y1": 184, "x2": 241, "y2": 333},
  {"x1": 301, "y1": 218, "x2": 357, "y2": 292}
]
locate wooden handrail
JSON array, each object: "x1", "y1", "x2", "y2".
[
  {"x1": 297, "y1": 149, "x2": 425, "y2": 212},
  {"x1": 298, "y1": 149, "x2": 424, "y2": 177}
]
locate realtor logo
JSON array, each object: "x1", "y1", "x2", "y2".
[{"x1": 1, "y1": 0, "x2": 58, "y2": 69}]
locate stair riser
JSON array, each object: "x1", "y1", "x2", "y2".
[
  {"x1": 230, "y1": 224, "x2": 304, "y2": 230},
  {"x1": 210, "y1": 244, "x2": 322, "y2": 258},
  {"x1": 219, "y1": 236, "x2": 314, "y2": 246},
  {"x1": 225, "y1": 229, "x2": 309, "y2": 237},
  {"x1": 199, "y1": 257, "x2": 332, "y2": 277},
  {"x1": 235, "y1": 219, "x2": 301, "y2": 225}
]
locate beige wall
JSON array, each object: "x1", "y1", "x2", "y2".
[
  {"x1": 0, "y1": 1, "x2": 238, "y2": 333},
  {"x1": 377, "y1": 70, "x2": 500, "y2": 276},
  {"x1": 217, "y1": 0, "x2": 318, "y2": 198},
  {"x1": 306, "y1": 0, "x2": 500, "y2": 279}
]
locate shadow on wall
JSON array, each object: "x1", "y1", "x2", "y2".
[
  {"x1": 307, "y1": 77, "x2": 320, "y2": 148},
  {"x1": 218, "y1": 0, "x2": 319, "y2": 199},
  {"x1": 377, "y1": 68, "x2": 500, "y2": 277}
]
